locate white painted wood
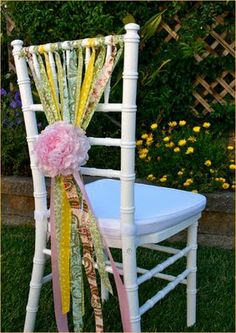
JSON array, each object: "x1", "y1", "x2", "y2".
[
  {"x1": 187, "y1": 221, "x2": 198, "y2": 327},
  {"x1": 141, "y1": 243, "x2": 182, "y2": 255},
  {"x1": 22, "y1": 103, "x2": 122, "y2": 113},
  {"x1": 80, "y1": 167, "x2": 120, "y2": 178},
  {"x1": 88, "y1": 137, "x2": 121, "y2": 147},
  {"x1": 120, "y1": 23, "x2": 141, "y2": 332},
  {"x1": 11, "y1": 39, "x2": 48, "y2": 333},
  {"x1": 139, "y1": 268, "x2": 192, "y2": 316},
  {"x1": 137, "y1": 245, "x2": 191, "y2": 285}
]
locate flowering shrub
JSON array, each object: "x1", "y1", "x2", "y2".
[{"x1": 136, "y1": 120, "x2": 235, "y2": 192}]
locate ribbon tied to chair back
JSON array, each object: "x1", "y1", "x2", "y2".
[{"x1": 21, "y1": 35, "x2": 131, "y2": 333}]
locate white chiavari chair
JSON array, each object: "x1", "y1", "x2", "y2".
[{"x1": 12, "y1": 23, "x2": 206, "y2": 332}]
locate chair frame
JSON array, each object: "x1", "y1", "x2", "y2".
[{"x1": 12, "y1": 23, "x2": 199, "y2": 332}]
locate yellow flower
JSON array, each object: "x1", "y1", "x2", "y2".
[
  {"x1": 188, "y1": 136, "x2": 197, "y2": 142},
  {"x1": 193, "y1": 126, "x2": 201, "y2": 133},
  {"x1": 179, "y1": 120, "x2": 186, "y2": 126},
  {"x1": 222, "y1": 183, "x2": 230, "y2": 190},
  {"x1": 186, "y1": 178, "x2": 193, "y2": 184},
  {"x1": 151, "y1": 123, "x2": 158, "y2": 130},
  {"x1": 210, "y1": 169, "x2": 215, "y2": 173},
  {"x1": 160, "y1": 177, "x2": 167, "y2": 183},
  {"x1": 146, "y1": 137, "x2": 154, "y2": 146},
  {"x1": 203, "y1": 122, "x2": 211, "y2": 128},
  {"x1": 141, "y1": 133, "x2": 148, "y2": 139},
  {"x1": 168, "y1": 121, "x2": 177, "y2": 127},
  {"x1": 204, "y1": 160, "x2": 211, "y2": 167},
  {"x1": 215, "y1": 178, "x2": 220, "y2": 181},
  {"x1": 219, "y1": 177, "x2": 226, "y2": 183},
  {"x1": 192, "y1": 190, "x2": 198, "y2": 193},
  {"x1": 183, "y1": 182, "x2": 190, "y2": 187},
  {"x1": 163, "y1": 136, "x2": 170, "y2": 142},
  {"x1": 229, "y1": 164, "x2": 236, "y2": 170},
  {"x1": 165, "y1": 141, "x2": 175, "y2": 148},
  {"x1": 178, "y1": 139, "x2": 187, "y2": 146},
  {"x1": 186, "y1": 147, "x2": 194, "y2": 154},
  {"x1": 177, "y1": 171, "x2": 184, "y2": 176},
  {"x1": 227, "y1": 145, "x2": 234, "y2": 150},
  {"x1": 232, "y1": 185, "x2": 235, "y2": 189},
  {"x1": 136, "y1": 140, "x2": 143, "y2": 146},
  {"x1": 139, "y1": 148, "x2": 148, "y2": 159},
  {"x1": 174, "y1": 147, "x2": 180, "y2": 153},
  {"x1": 230, "y1": 159, "x2": 235, "y2": 163},
  {"x1": 147, "y1": 174, "x2": 156, "y2": 181}
]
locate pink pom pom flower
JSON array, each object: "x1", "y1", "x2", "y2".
[{"x1": 34, "y1": 121, "x2": 90, "y2": 177}]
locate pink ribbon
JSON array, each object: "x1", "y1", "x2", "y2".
[
  {"x1": 50, "y1": 178, "x2": 69, "y2": 332},
  {"x1": 73, "y1": 171, "x2": 132, "y2": 332}
]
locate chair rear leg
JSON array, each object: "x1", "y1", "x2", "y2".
[
  {"x1": 122, "y1": 236, "x2": 141, "y2": 332},
  {"x1": 24, "y1": 215, "x2": 48, "y2": 332},
  {"x1": 186, "y1": 221, "x2": 198, "y2": 327}
]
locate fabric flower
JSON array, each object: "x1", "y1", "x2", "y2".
[{"x1": 34, "y1": 121, "x2": 90, "y2": 177}]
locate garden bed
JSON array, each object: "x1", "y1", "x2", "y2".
[{"x1": 1, "y1": 176, "x2": 234, "y2": 249}]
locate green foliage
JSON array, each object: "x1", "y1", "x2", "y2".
[{"x1": 136, "y1": 120, "x2": 235, "y2": 192}]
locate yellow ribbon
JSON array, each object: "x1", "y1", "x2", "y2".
[
  {"x1": 75, "y1": 39, "x2": 96, "y2": 126},
  {"x1": 59, "y1": 177, "x2": 72, "y2": 314}
]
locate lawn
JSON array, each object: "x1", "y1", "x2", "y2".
[{"x1": 1, "y1": 224, "x2": 235, "y2": 332}]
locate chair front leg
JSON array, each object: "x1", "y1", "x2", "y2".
[
  {"x1": 186, "y1": 221, "x2": 198, "y2": 327},
  {"x1": 24, "y1": 215, "x2": 48, "y2": 332},
  {"x1": 122, "y1": 235, "x2": 141, "y2": 332}
]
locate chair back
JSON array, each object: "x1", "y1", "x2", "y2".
[{"x1": 11, "y1": 23, "x2": 140, "y2": 231}]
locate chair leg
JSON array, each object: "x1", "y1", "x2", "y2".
[
  {"x1": 186, "y1": 221, "x2": 198, "y2": 327},
  {"x1": 24, "y1": 217, "x2": 48, "y2": 332},
  {"x1": 122, "y1": 237, "x2": 141, "y2": 332}
]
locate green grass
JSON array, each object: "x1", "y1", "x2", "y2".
[{"x1": 1, "y1": 225, "x2": 235, "y2": 332}]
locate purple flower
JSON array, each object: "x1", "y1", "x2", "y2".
[
  {"x1": 1, "y1": 88, "x2": 7, "y2": 96},
  {"x1": 10, "y1": 100, "x2": 17, "y2": 109},
  {"x1": 2, "y1": 120, "x2": 8, "y2": 128},
  {"x1": 14, "y1": 91, "x2": 21, "y2": 100},
  {"x1": 16, "y1": 99, "x2": 22, "y2": 108},
  {"x1": 16, "y1": 118, "x2": 23, "y2": 125}
]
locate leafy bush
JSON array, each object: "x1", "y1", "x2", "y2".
[
  {"x1": 1, "y1": 1, "x2": 235, "y2": 192},
  {"x1": 136, "y1": 120, "x2": 235, "y2": 192}
]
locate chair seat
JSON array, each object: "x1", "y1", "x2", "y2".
[{"x1": 85, "y1": 179, "x2": 206, "y2": 238}]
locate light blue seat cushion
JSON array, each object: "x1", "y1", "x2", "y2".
[{"x1": 85, "y1": 179, "x2": 206, "y2": 237}]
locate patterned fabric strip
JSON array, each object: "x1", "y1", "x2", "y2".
[
  {"x1": 73, "y1": 171, "x2": 132, "y2": 332},
  {"x1": 74, "y1": 47, "x2": 83, "y2": 125},
  {"x1": 62, "y1": 51, "x2": 70, "y2": 122},
  {"x1": 44, "y1": 52, "x2": 61, "y2": 120},
  {"x1": 81, "y1": 46, "x2": 117, "y2": 130},
  {"x1": 63, "y1": 175, "x2": 104, "y2": 333},
  {"x1": 68, "y1": 50, "x2": 78, "y2": 123},
  {"x1": 27, "y1": 53, "x2": 56, "y2": 124},
  {"x1": 55, "y1": 52, "x2": 65, "y2": 116},
  {"x1": 50, "y1": 178, "x2": 69, "y2": 332},
  {"x1": 37, "y1": 53, "x2": 60, "y2": 122},
  {"x1": 59, "y1": 178, "x2": 72, "y2": 314}
]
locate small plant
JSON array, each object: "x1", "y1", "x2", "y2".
[
  {"x1": 136, "y1": 120, "x2": 235, "y2": 193},
  {"x1": 1, "y1": 87, "x2": 31, "y2": 175}
]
